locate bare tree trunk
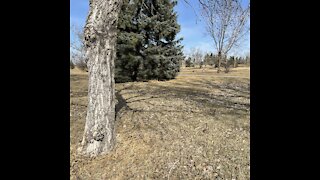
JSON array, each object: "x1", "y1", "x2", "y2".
[
  {"x1": 224, "y1": 55, "x2": 229, "y2": 73},
  {"x1": 233, "y1": 58, "x2": 237, "y2": 68},
  {"x1": 78, "y1": 0, "x2": 121, "y2": 157},
  {"x1": 200, "y1": 0, "x2": 250, "y2": 73},
  {"x1": 217, "y1": 51, "x2": 221, "y2": 73}
]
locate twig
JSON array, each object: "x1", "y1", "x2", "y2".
[{"x1": 167, "y1": 160, "x2": 179, "y2": 180}]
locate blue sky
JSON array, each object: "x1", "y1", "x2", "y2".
[{"x1": 70, "y1": 0, "x2": 250, "y2": 57}]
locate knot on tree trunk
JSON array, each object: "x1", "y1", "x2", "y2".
[
  {"x1": 93, "y1": 132, "x2": 105, "y2": 141},
  {"x1": 92, "y1": 124, "x2": 106, "y2": 142}
]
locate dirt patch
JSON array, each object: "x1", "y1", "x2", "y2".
[{"x1": 70, "y1": 66, "x2": 250, "y2": 179}]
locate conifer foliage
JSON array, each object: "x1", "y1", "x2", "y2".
[{"x1": 116, "y1": 0, "x2": 184, "y2": 82}]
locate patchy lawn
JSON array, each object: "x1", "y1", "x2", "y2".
[{"x1": 70, "y1": 66, "x2": 250, "y2": 180}]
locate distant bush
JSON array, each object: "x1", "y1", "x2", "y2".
[
  {"x1": 228, "y1": 56, "x2": 238, "y2": 68},
  {"x1": 204, "y1": 53, "x2": 214, "y2": 66},
  {"x1": 199, "y1": 61, "x2": 204, "y2": 68},
  {"x1": 185, "y1": 57, "x2": 194, "y2": 67}
]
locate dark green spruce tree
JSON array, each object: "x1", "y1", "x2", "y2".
[
  {"x1": 116, "y1": 0, "x2": 184, "y2": 82},
  {"x1": 185, "y1": 57, "x2": 193, "y2": 67},
  {"x1": 115, "y1": 0, "x2": 144, "y2": 82},
  {"x1": 152, "y1": 0, "x2": 184, "y2": 80}
]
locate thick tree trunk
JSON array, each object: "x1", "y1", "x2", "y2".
[{"x1": 78, "y1": 0, "x2": 121, "y2": 157}]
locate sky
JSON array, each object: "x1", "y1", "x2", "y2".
[{"x1": 70, "y1": 0, "x2": 250, "y2": 57}]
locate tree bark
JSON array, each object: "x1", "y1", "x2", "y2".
[{"x1": 78, "y1": 0, "x2": 121, "y2": 157}]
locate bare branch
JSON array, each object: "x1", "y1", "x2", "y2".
[
  {"x1": 182, "y1": 0, "x2": 201, "y2": 24},
  {"x1": 199, "y1": 0, "x2": 250, "y2": 56},
  {"x1": 70, "y1": 23, "x2": 87, "y2": 66}
]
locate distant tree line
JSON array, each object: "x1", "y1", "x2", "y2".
[{"x1": 184, "y1": 52, "x2": 250, "y2": 68}]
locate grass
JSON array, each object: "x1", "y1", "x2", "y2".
[{"x1": 70, "y1": 66, "x2": 250, "y2": 179}]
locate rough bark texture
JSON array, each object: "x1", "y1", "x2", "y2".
[{"x1": 78, "y1": 0, "x2": 121, "y2": 157}]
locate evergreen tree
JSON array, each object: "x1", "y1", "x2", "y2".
[
  {"x1": 116, "y1": 0, "x2": 144, "y2": 82},
  {"x1": 185, "y1": 57, "x2": 194, "y2": 67},
  {"x1": 116, "y1": 0, "x2": 183, "y2": 82}
]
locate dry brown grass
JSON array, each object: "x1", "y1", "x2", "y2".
[
  {"x1": 70, "y1": 67, "x2": 88, "y2": 75},
  {"x1": 70, "y1": 66, "x2": 250, "y2": 180}
]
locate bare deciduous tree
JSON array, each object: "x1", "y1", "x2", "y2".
[
  {"x1": 70, "y1": 23, "x2": 87, "y2": 71},
  {"x1": 190, "y1": 47, "x2": 204, "y2": 68},
  {"x1": 77, "y1": 0, "x2": 122, "y2": 157},
  {"x1": 199, "y1": 0, "x2": 250, "y2": 73}
]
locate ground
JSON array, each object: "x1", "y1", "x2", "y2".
[{"x1": 70, "y1": 65, "x2": 250, "y2": 180}]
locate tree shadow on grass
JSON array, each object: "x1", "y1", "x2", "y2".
[
  {"x1": 70, "y1": 74, "x2": 88, "y2": 82},
  {"x1": 115, "y1": 79, "x2": 249, "y2": 123}
]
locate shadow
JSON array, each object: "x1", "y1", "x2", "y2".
[
  {"x1": 115, "y1": 91, "x2": 130, "y2": 120},
  {"x1": 126, "y1": 95, "x2": 160, "y2": 104},
  {"x1": 115, "y1": 85, "x2": 134, "y2": 117},
  {"x1": 114, "y1": 79, "x2": 249, "y2": 123},
  {"x1": 110, "y1": 78, "x2": 250, "y2": 138},
  {"x1": 145, "y1": 81, "x2": 250, "y2": 114}
]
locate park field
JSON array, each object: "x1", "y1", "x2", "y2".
[{"x1": 70, "y1": 66, "x2": 250, "y2": 179}]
